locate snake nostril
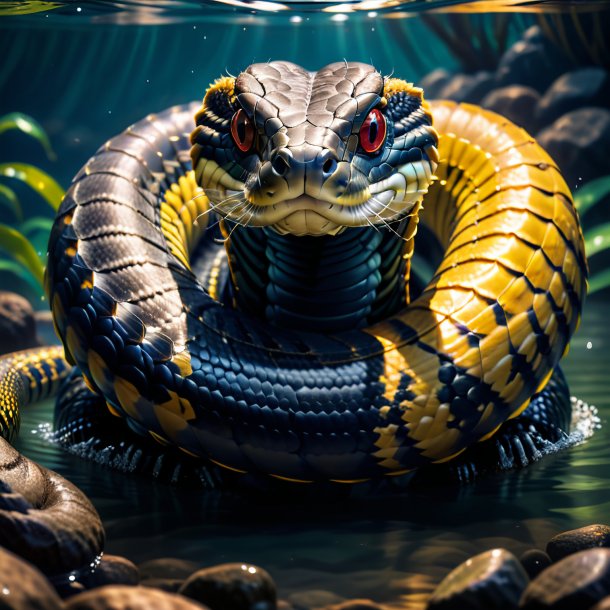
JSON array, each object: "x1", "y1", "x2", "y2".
[
  {"x1": 322, "y1": 158, "x2": 337, "y2": 177},
  {"x1": 271, "y1": 155, "x2": 290, "y2": 177}
]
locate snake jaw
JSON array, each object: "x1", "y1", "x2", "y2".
[{"x1": 192, "y1": 61, "x2": 439, "y2": 236}]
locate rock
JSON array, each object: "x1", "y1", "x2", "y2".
[
  {"x1": 437, "y1": 71, "x2": 496, "y2": 104},
  {"x1": 427, "y1": 548, "x2": 529, "y2": 609},
  {"x1": 496, "y1": 25, "x2": 572, "y2": 92},
  {"x1": 592, "y1": 597, "x2": 610, "y2": 609},
  {"x1": 546, "y1": 525, "x2": 610, "y2": 562},
  {"x1": 327, "y1": 601, "x2": 384, "y2": 610},
  {"x1": 139, "y1": 558, "x2": 201, "y2": 581},
  {"x1": 142, "y1": 578, "x2": 185, "y2": 593},
  {"x1": 65, "y1": 585, "x2": 208, "y2": 609},
  {"x1": 288, "y1": 590, "x2": 345, "y2": 609},
  {"x1": 179, "y1": 563, "x2": 276, "y2": 610},
  {"x1": 420, "y1": 69, "x2": 454, "y2": 99},
  {"x1": 520, "y1": 548, "x2": 610, "y2": 609},
  {"x1": 0, "y1": 291, "x2": 40, "y2": 355},
  {"x1": 84, "y1": 555, "x2": 140, "y2": 589},
  {"x1": 520, "y1": 549, "x2": 552, "y2": 579},
  {"x1": 480, "y1": 85, "x2": 541, "y2": 134},
  {"x1": 536, "y1": 108, "x2": 610, "y2": 187},
  {"x1": 537, "y1": 68, "x2": 610, "y2": 127},
  {"x1": 0, "y1": 546, "x2": 64, "y2": 610}
]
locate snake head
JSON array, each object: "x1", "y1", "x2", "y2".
[{"x1": 191, "y1": 61, "x2": 439, "y2": 237}]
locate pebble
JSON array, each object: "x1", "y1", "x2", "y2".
[
  {"x1": 139, "y1": 558, "x2": 201, "y2": 581},
  {"x1": 0, "y1": 291, "x2": 40, "y2": 355},
  {"x1": 480, "y1": 85, "x2": 540, "y2": 134},
  {"x1": 547, "y1": 525, "x2": 610, "y2": 562},
  {"x1": 519, "y1": 549, "x2": 552, "y2": 579},
  {"x1": 436, "y1": 71, "x2": 495, "y2": 104},
  {"x1": 179, "y1": 563, "x2": 276, "y2": 610},
  {"x1": 326, "y1": 601, "x2": 384, "y2": 610},
  {"x1": 419, "y1": 68, "x2": 454, "y2": 99},
  {"x1": 536, "y1": 107, "x2": 610, "y2": 187},
  {"x1": 536, "y1": 68, "x2": 610, "y2": 127},
  {"x1": 0, "y1": 546, "x2": 64, "y2": 610},
  {"x1": 64, "y1": 585, "x2": 209, "y2": 609},
  {"x1": 142, "y1": 578, "x2": 185, "y2": 593},
  {"x1": 495, "y1": 25, "x2": 572, "y2": 92},
  {"x1": 288, "y1": 590, "x2": 345, "y2": 609},
  {"x1": 84, "y1": 555, "x2": 140, "y2": 589},
  {"x1": 592, "y1": 598, "x2": 610, "y2": 609},
  {"x1": 520, "y1": 548, "x2": 610, "y2": 609},
  {"x1": 426, "y1": 548, "x2": 529, "y2": 609}
]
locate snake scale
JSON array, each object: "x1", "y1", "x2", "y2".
[{"x1": 0, "y1": 62, "x2": 587, "y2": 490}]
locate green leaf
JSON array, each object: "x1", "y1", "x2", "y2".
[
  {"x1": 574, "y1": 176, "x2": 610, "y2": 219},
  {"x1": 0, "y1": 224, "x2": 44, "y2": 288},
  {"x1": 584, "y1": 223, "x2": 610, "y2": 259},
  {"x1": 20, "y1": 217, "x2": 54, "y2": 237},
  {"x1": 0, "y1": 163, "x2": 64, "y2": 211},
  {"x1": 0, "y1": 2, "x2": 61, "y2": 16},
  {"x1": 0, "y1": 112, "x2": 56, "y2": 160},
  {"x1": 0, "y1": 184, "x2": 22, "y2": 222},
  {"x1": 0, "y1": 259, "x2": 44, "y2": 295},
  {"x1": 588, "y1": 268, "x2": 610, "y2": 295}
]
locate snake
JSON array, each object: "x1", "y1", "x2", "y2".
[{"x1": 0, "y1": 60, "x2": 587, "y2": 574}]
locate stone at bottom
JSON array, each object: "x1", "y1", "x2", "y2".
[
  {"x1": 426, "y1": 548, "x2": 529, "y2": 609},
  {"x1": 179, "y1": 563, "x2": 276, "y2": 610},
  {"x1": 64, "y1": 585, "x2": 209, "y2": 609},
  {"x1": 0, "y1": 546, "x2": 63, "y2": 610},
  {"x1": 546, "y1": 525, "x2": 610, "y2": 562},
  {"x1": 520, "y1": 548, "x2": 610, "y2": 609}
]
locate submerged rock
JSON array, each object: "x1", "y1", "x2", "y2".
[
  {"x1": 546, "y1": 525, "x2": 610, "y2": 562},
  {"x1": 0, "y1": 546, "x2": 64, "y2": 610},
  {"x1": 520, "y1": 548, "x2": 610, "y2": 609},
  {"x1": 426, "y1": 548, "x2": 528, "y2": 609},
  {"x1": 536, "y1": 108, "x2": 610, "y2": 187},
  {"x1": 480, "y1": 85, "x2": 540, "y2": 134},
  {"x1": 436, "y1": 71, "x2": 495, "y2": 104},
  {"x1": 288, "y1": 589, "x2": 345, "y2": 609},
  {"x1": 84, "y1": 555, "x2": 140, "y2": 589},
  {"x1": 179, "y1": 563, "x2": 276, "y2": 610},
  {"x1": 139, "y1": 558, "x2": 201, "y2": 581},
  {"x1": 419, "y1": 68, "x2": 454, "y2": 99},
  {"x1": 0, "y1": 291, "x2": 40, "y2": 356},
  {"x1": 519, "y1": 549, "x2": 551, "y2": 579},
  {"x1": 495, "y1": 25, "x2": 572, "y2": 93},
  {"x1": 64, "y1": 585, "x2": 209, "y2": 609},
  {"x1": 326, "y1": 601, "x2": 384, "y2": 610},
  {"x1": 537, "y1": 68, "x2": 610, "y2": 127}
]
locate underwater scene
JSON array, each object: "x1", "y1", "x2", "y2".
[{"x1": 1, "y1": 1, "x2": 610, "y2": 609}]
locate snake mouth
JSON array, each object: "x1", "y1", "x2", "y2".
[{"x1": 205, "y1": 186, "x2": 426, "y2": 237}]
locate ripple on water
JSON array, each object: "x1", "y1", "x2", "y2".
[{"x1": 9, "y1": 303, "x2": 610, "y2": 606}]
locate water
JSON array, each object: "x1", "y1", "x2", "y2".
[
  {"x1": 2, "y1": 2, "x2": 610, "y2": 608},
  {"x1": 11, "y1": 304, "x2": 610, "y2": 608}
]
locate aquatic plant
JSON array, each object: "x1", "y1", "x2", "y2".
[
  {"x1": 574, "y1": 175, "x2": 610, "y2": 295},
  {"x1": 0, "y1": 2, "x2": 61, "y2": 16},
  {"x1": 538, "y1": 10, "x2": 610, "y2": 70},
  {"x1": 0, "y1": 113, "x2": 63, "y2": 302},
  {"x1": 418, "y1": 13, "x2": 531, "y2": 73}
]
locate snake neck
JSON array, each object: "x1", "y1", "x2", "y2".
[{"x1": 221, "y1": 218, "x2": 419, "y2": 333}]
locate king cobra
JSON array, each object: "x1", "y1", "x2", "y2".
[{"x1": 0, "y1": 62, "x2": 588, "y2": 496}]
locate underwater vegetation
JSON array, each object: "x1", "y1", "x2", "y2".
[{"x1": 0, "y1": 113, "x2": 63, "y2": 303}]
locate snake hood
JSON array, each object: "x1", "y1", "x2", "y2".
[{"x1": 191, "y1": 61, "x2": 439, "y2": 236}]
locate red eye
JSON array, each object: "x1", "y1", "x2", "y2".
[
  {"x1": 231, "y1": 109, "x2": 255, "y2": 153},
  {"x1": 359, "y1": 108, "x2": 386, "y2": 154}
]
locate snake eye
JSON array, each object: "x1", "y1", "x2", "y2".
[
  {"x1": 359, "y1": 108, "x2": 386, "y2": 154},
  {"x1": 231, "y1": 109, "x2": 255, "y2": 153}
]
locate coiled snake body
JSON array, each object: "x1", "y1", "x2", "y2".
[{"x1": 0, "y1": 62, "x2": 587, "y2": 488}]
